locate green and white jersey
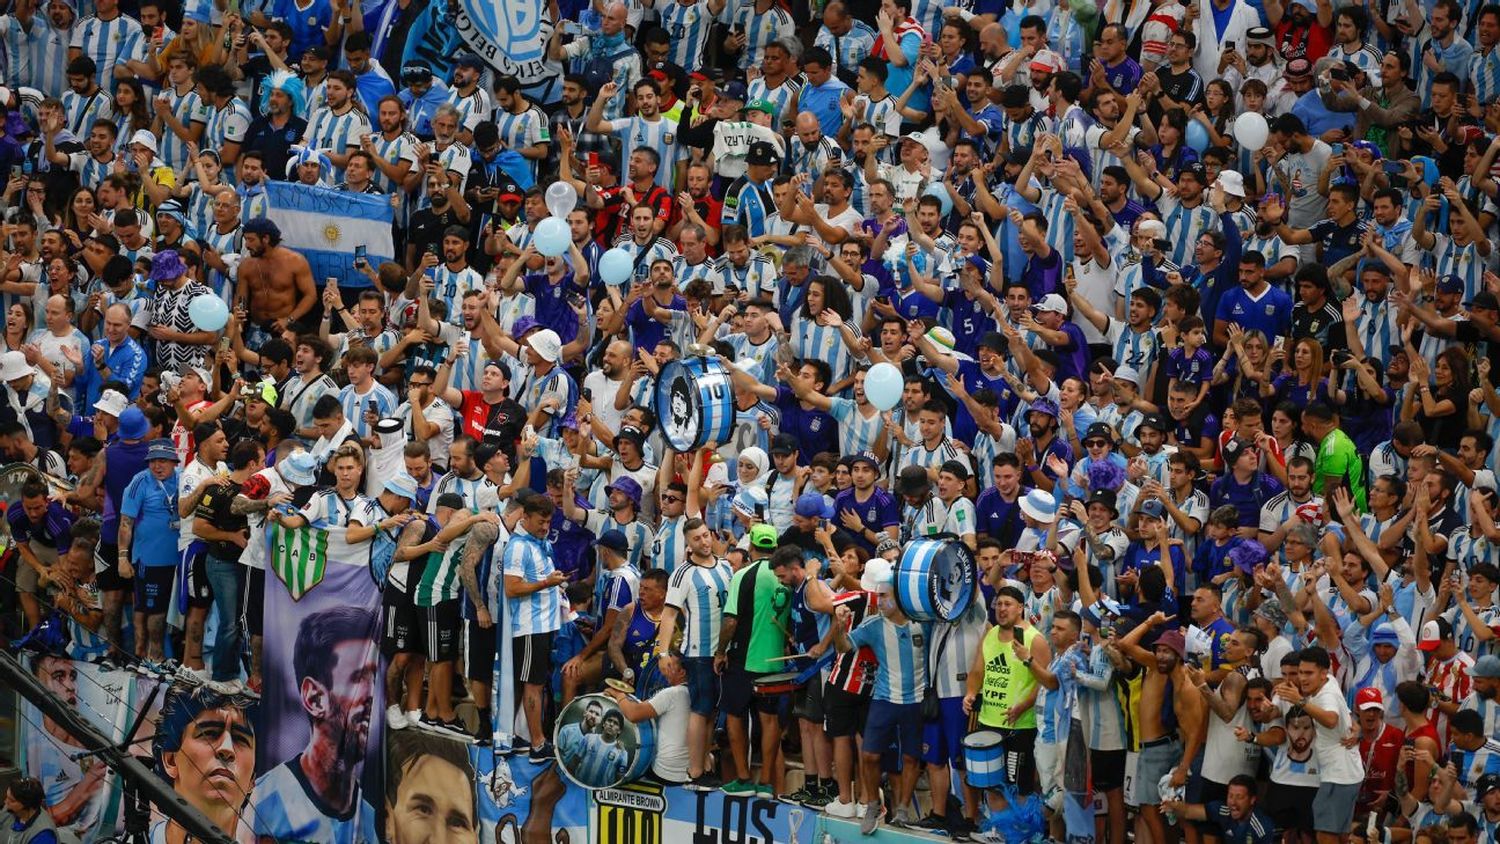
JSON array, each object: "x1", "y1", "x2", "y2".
[{"x1": 414, "y1": 530, "x2": 470, "y2": 607}]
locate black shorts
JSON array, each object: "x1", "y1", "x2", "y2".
[
  {"x1": 181, "y1": 545, "x2": 213, "y2": 609},
  {"x1": 1091, "y1": 748, "x2": 1127, "y2": 792},
  {"x1": 1264, "y1": 783, "x2": 1318, "y2": 833},
  {"x1": 721, "y1": 668, "x2": 779, "y2": 717},
  {"x1": 422, "y1": 599, "x2": 462, "y2": 662},
  {"x1": 824, "y1": 683, "x2": 871, "y2": 738},
  {"x1": 466, "y1": 618, "x2": 497, "y2": 682},
  {"x1": 1000, "y1": 727, "x2": 1038, "y2": 790},
  {"x1": 382, "y1": 587, "x2": 420, "y2": 657},
  {"x1": 132, "y1": 566, "x2": 175, "y2": 615},
  {"x1": 244, "y1": 568, "x2": 265, "y2": 638},
  {"x1": 96, "y1": 543, "x2": 131, "y2": 591},
  {"x1": 1194, "y1": 778, "x2": 1230, "y2": 834},
  {"x1": 795, "y1": 674, "x2": 825, "y2": 721},
  {"x1": 513, "y1": 631, "x2": 553, "y2": 686}
]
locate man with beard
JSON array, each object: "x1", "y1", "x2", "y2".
[
  {"x1": 43, "y1": 115, "x2": 113, "y2": 191},
  {"x1": 670, "y1": 165, "x2": 722, "y2": 249},
  {"x1": 442, "y1": 361, "x2": 525, "y2": 460},
  {"x1": 243, "y1": 71, "x2": 309, "y2": 182},
  {"x1": 235, "y1": 218, "x2": 316, "y2": 347},
  {"x1": 253, "y1": 606, "x2": 379, "y2": 844},
  {"x1": 492, "y1": 75, "x2": 549, "y2": 184},
  {"x1": 1118, "y1": 151, "x2": 1218, "y2": 270},
  {"x1": 383, "y1": 731, "x2": 479, "y2": 844},
  {"x1": 1462, "y1": 655, "x2": 1500, "y2": 738},
  {"x1": 548, "y1": 75, "x2": 614, "y2": 176},
  {"x1": 302, "y1": 69, "x2": 371, "y2": 180},
  {"x1": 152, "y1": 684, "x2": 259, "y2": 844},
  {"x1": 1115, "y1": 620, "x2": 1207, "y2": 844},
  {"x1": 582, "y1": 341, "x2": 632, "y2": 437},
  {"x1": 445, "y1": 55, "x2": 493, "y2": 145},
  {"x1": 359, "y1": 96, "x2": 419, "y2": 197}
]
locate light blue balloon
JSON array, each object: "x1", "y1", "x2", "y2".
[
  {"x1": 188, "y1": 294, "x2": 229, "y2": 332},
  {"x1": 599, "y1": 248, "x2": 635, "y2": 286},
  {"x1": 865, "y1": 362, "x2": 903, "y2": 411},
  {"x1": 923, "y1": 181, "x2": 952, "y2": 217},
  {"x1": 533, "y1": 217, "x2": 570, "y2": 257},
  {"x1": 1185, "y1": 120, "x2": 1210, "y2": 154}
]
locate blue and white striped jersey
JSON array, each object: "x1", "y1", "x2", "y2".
[
  {"x1": 847, "y1": 614, "x2": 928, "y2": 704},
  {"x1": 746, "y1": 75, "x2": 802, "y2": 127},
  {"x1": 1473, "y1": 45, "x2": 1500, "y2": 104},
  {"x1": 584, "y1": 509, "x2": 654, "y2": 571},
  {"x1": 202, "y1": 97, "x2": 251, "y2": 173},
  {"x1": 0, "y1": 14, "x2": 70, "y2": 97},
  {"x1": 429, "y1": 264, "x2": 485, "y2": 326},
  {"x1": 651, "y1": 514, "x2": 687, "y2": 575},
  {"x1": 610, "y1": 115, "x2": 681, "y2": 191},
  {"x1": 70, "y1": 13, "x2": 145, "y2": 87},
  {"x1": 813, "y1": 21, "x2": 877, "y2": 81},
  {"x1": 368, "y1": 130, "x2": 420, "y2": 194},
  {"x1": 253, "y1": 760, "x2": 376, "y2": 844},
  {"x1": 731, "y1": 3, "x2": 794, "y2": 71},
  {"x1": 664, "y1": 558, "x2": 734, "y2": 658},
  {"x1": 337, "y1": 382, "x2": 398, "y2": 438},
  {"x1": 156, "y1": 85, "x2": 207, "y2": 174},
  {"x1": 494, "y1": 103, "x2": 549, "y2": 183},
  {"x1": 721, "y1": 177, "x2": 774, "y2": 239},
  {"x1": 789, "y1": 311, "x2": 857, "y2": 384},
  {"x1": 787, "y1": 134, "x2": 843, "y2": 186},
  {"x1": 302, "y1": 104, "x2": 371, "y2": 181},
  {"x1": 571, "y1": 734, "x2": 630, "y2": 784},
  {"x1": 1157, "y1": 193, "x2": 1218, "y2": 268},
  {"x1": 503, "y1": 527, "x2": 564, "y2": 635},
  {"x1": 61, "y1": 87, "x2": 112, "y2": 137},
  {"x1": 66, "y1": 150, "x2": 114, "y2": 190},
  {"x1": 610, "y1": 235, "x2": 679, "y2": 287},
  {"x1": 712, "y1": 254, "x2": 776, "y2": 300},
  {"x1": 829, "y1": 397, "x2": 885, "y2": 456},
  {"x1": 446, "y1": 86, "x2": 494, "y2": 132},
  {"x1": 660, "y1": 0, "x2": 714, "y2": 70}
]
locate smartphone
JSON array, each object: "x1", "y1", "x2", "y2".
[
  {"x1": 425, "y1": 242, "x2": 438, "y2": 256},
  {"x1": 1223, "y1": 40, "x2": 1235, "y2": 51},
  {"x1": 581, "y1": 387, "x2": 593, "y2": 403},
  {"x1": 588, "y1": 152, "x2": 600, "y2": 169},
  {"x1": 1331, "y1": 143, "x2": 1344, "y2": 155},
  {"x1": 354, "y1": 244, "x2": 367, "y2": 266},
  {"x1": 1383, "y1": 161, "x2": 1405, "y2": 174},
  {"x1": 217, "y1": 335, "x2": 231, "y2": 353},
  {"x1": 426, "y1": 152, "x2": 438, "y2": 165}
]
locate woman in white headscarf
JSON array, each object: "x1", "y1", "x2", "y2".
[{"x1": 716, "y1": 445, "x2": 769, "y2": 541}]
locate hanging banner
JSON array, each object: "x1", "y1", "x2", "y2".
[{"x1": 254, "y1": 520, "x2": 385, "y2": 843}]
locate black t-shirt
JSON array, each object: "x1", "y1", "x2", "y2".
[
  {"x1": 408, "y1": 207, "x2": 466, "y2": 258},
  {"x1": 1291, "y1": 301, "x2": 1347, "y2": 351},
  {"x1": 1306, "y1": 217, "x2": 1366, "y2": 265},
  {"x1": 195, "y1": 478, "x2": 247, "y2": 560}
]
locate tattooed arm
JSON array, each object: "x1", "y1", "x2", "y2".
[{"x1": 116, "y1": 515, "x2": 135, "y2": 579}]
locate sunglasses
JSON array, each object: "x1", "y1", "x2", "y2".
[{"x1": 1085, "y1": 439, "x2": 1109, "y2": 448}]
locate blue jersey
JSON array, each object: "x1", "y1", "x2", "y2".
[
  {"x1": 612, "y1": 115, "x2": 681, "y2": 191},
  {"x1": 494, "y1": 104, "x2": 550, "y2": 182},
  {"x1": 503, "y1": 528, "x2": 563, "y2": 635},
  {"x1": 157, "y1": 86, "x2": 208, "y2": 174},
  {"x1": 303, "y1": 104, "x2": 372, "y2": 180},
  {"x1": 847, "y1": 614, "x2": 928, "y2": 704},
  {"x1": 571, "y1": 733, "x2": 630, "y2": 784},
  {"x1": 120, "y1": 469, "x2": 178, "y2": 567},
  {"x1": 721, "y1": 177, "x2": 774, "y2": 238},
  {"x1": 337, "y1": 384, "x2": 397, "y2": 438},
  {"x1": 70, "y1": 14, "x2": 145, "y2": 87}
]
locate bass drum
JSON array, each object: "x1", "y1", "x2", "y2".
[
  {"x1": 654, "y1": 355, "x2": 735, "y2": 452},
  {"x1": 895, "y1": 536, "x2": 977, "y2": 622},
  {"x1": 552, "y1": 692, "x2": 657, "y2": 790}
]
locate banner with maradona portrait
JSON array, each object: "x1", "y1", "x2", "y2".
[
  {"x1": 254, "y1": 520, "x2": 386, "y2": 843},
  {"x1": 399, "y1": 0, "x2": 564, "y2": 103}
]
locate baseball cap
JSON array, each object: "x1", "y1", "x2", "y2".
[
  {"x1": 1437, "y1": 275, "x2": 1466, "y2": 295},
  {"x1": 1140, "y1": 412, "x2": 1171, "y2": 432},
  {"x1": 1418, "y1": 617, "x2": 1452, "y2": 652},
  {"x1": 1084, "y1": 422, "x2": 1115, "y2": 444},
  {"x1": 1355, "y1": 687, "x2": 1385, "y2": 711},
  {"x1": 597, "y1": 530, "x2": 629, "y2": 556},
  {"x1": 795, "y1": 492, "x2": 835, "y2": 519},
  {"x1": 721, "y1": 80, "x2": 748, "y2": 102},
  {"x1": 749, "y1": 523, "x2": 779, "y2": 550},
  {"x1": 452, "y1": 54, "x2": 485, "y2": 70},
  {"x1": 614, "y1": 425, "x2": 646, "y2": 447},
  {"x1": 1479, "y1": 774, "x2": 1500, "y2": 797},
  {"x1": 1475, "y1": 655, "x2": 1500, "y2": 679},
  {"x1": 743, "y1": 98, "x2": 776, "y2": 116},
  {"x1": 1112, "y1": 365, "x2": 1142, "y2": 386},
  {"x1": 850, "y1": 451, "x2": 880, "y2": 470},
  {"x1": 1221, "y1": 436, "x2": 1254, "y2": 464},
  {"x1": 895, "y1": 465, "x2": 932, "y2": 496},
  {"x1": 769, "y1": 433, "x2": 799, "y2": 456},
  {"x1": 1033, "y1": 293, "x2": 1068, "y2": 314},
  {"x1": 1138, "y1": 498, "x2": 1166, "y2": 519},
  {"x1": 1086, "y1": 488, "x2": 1119, "y2": 516},
  {"x1": 1469, "y1": 290, "x2": 1500, "y2": 311},
  {"x1": 1179, "y1": 161, "x2": 1207, "y2": 183},
  {"x1": 745, "y1": 140, "x2": 781, "y2": 166}
]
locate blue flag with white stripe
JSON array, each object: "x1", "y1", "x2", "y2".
[{"x1": 262, "y1": 181, "x2": 395, "y2": 289}]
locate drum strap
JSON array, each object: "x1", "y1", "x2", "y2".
[{"x1": 926, "y1": 623, "x2": 954, "y2": 697}]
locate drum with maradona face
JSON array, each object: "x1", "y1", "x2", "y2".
[
  {"x1": 895, "y1": 535, "x2": 977, "y2": 622},
  {"x1": 553, "y1": 692, "x2": 656, "y2": 790},
  {"x1": 654, "y1": 355, "x2": 735, "y2": 452}
]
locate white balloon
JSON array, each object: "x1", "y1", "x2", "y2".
[
  {"x1": 544, "y1": 181, "x2": 578, "y2": 217},
  {"x1": 1233, "y1": 112, "x2": 1270, "y2": 152}
]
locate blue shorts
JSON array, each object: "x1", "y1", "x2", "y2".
[
  {"x1": 683, "y1": 656, "x2": 719, "y2": 716},
  {"x1": 864, "y1": 699, "x2": 924, "y2": 760},
  {"x1": 921, "y1": 697, "x2": 969, "y2": 766}
]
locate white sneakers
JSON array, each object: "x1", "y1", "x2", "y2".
[
  {"x1": 825, "y1": 798, "x2": 859, "y2": 819},
  {"x1": 386, "y1": 705, "x2": 410, "y2": 729}
]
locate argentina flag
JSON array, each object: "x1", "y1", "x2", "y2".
[{"x1": 262, "y1": 181, "x2": 395, "y2": 289}]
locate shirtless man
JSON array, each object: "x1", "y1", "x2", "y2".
[
  {"x1": 1115, "y1": 616, "x2": 1207, "y2": 844},
  {"x1": 234, "y1": 217, "x2": 316, "y2": 346}
]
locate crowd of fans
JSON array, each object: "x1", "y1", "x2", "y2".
[{"x1": 10, "y1": 0, "x2": 1500, "y2": 841}]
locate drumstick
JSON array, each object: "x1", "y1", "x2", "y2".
[{"x1": 766, "y1": 654, "x2": 808, "y2": 662}]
